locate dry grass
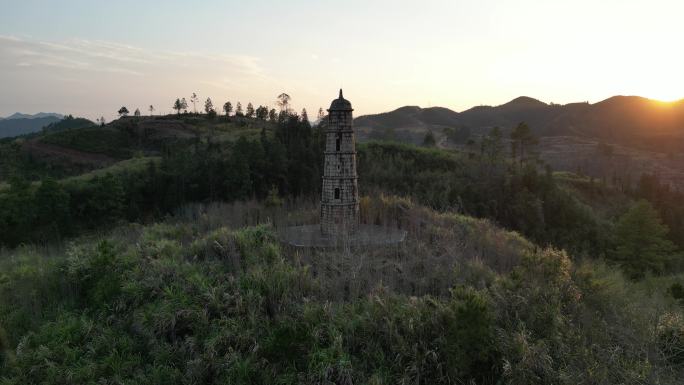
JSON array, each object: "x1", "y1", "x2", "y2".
[{"x1": 170, "y1": 195, "x2": 531, "y2": 300}]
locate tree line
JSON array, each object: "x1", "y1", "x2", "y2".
[
  {"x1": 0, "y1": 111, "x2": 322, "y2": 247},
  {"x1": 1, "y1": 105, "x2": 681, "y2": 280},
  {"x1": 362, "y1": 125, "x2": 682, "y2": 278},
  {"x1": 117, "y1": 92, "x2": 325, "y2": 123}
]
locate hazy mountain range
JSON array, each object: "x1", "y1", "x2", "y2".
[
  {"x1": 0, "y1": 112, "x2": 63, "y2": 139},
  {"x1": 355, "y1": 96, "x2": 684, "y2": 151},
  {"x1": 0, "y1": 112, "x2": 63, "y2": 121}
]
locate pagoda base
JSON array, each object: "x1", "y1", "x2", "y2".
[{"x1": 280, "y1": 224, "x2": 406, "y2": 248}]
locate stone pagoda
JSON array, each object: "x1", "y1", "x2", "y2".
[
  {"x1": 320, "y1": 89, "x2": 359, "y2": 236},
  {"x1": 280, "y1": 89, "x2": 405, "y2": 248}
]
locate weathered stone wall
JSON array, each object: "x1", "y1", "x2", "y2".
[
  {"x1": 323, "y1": 153, "x2": 356, "y2": 176},
  {"x1": 320, "y1": 204, "x2": 359, "y2": 233},
  {"x1": 321, "y1": 177, "x2": 357, "y2": 202},
  {"x1": 321, "y1": 104, "x2": 359, "y2": 236}
]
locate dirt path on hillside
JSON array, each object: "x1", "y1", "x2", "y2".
[{"x1": 23, "y1": 138, "x2": 117, "y2": 167}]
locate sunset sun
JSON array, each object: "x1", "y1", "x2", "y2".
[{"x1": 650, "y1": 91, "x2": 683, "y2": 103}]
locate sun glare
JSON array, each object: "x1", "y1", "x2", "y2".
[
  {"x1": 650, "y1": 94, "x2": 683, "y2": 104},
  {"x1": 645, "y1": 88, "x2": 684, "y2": 104}
]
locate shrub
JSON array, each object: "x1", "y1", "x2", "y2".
[
  {"x1": 66, "y1": 240, "x2": 130, "y2": 307},
  {"x1": 657, "y1": 312, "x2": 684, "y2": 365},
  {"x1": 668, "y1": 282, "x2": 684, "y2": 304},
  {"x1": 611, "y1": 199, "x2": 678, "y2": 278}
]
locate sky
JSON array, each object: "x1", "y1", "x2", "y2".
[{"x1": 0, "y1": 0, "x2": 683, "y2": 120}]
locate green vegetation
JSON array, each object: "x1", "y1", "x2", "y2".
[
  {"x1": 0, "y1": 116, "x2": 99, "y2": 182},
  {"x1": 0, "y1": 138, "x2": 69, "y2": 182},
  {"x1": 62, "y1": 156, "x2": 161, "y2": 185},
  {"x1": 41, "y1": 126, "x2": 133, "y2": 158},
  {"x1": 1, "y1": 107, "x2": 684, "y2": 383},
  {"x1": 422, "y1": 129, "x2": 436, "y2": 147},
  {"x1": 42, "y1": 115, "x2": 95, "y2": 133},
  {"x1": 0, "y1": 114, "x2": 319, "y2": 247},
  {"x1": 3, "y1": 113, "x2": 683, "y2": 270},
  {"x1": 359, "y1": 140, "x2": 609, "y2": 257},
  {"x1": 510, "y1": 122, "x2": 538, "y2": 167},
  {"x1": 611, "y1": 200, "x2": 679, "y2": 278},
  {"x1": 1, "y1": 198, "x2": 682, "y2": 384}
]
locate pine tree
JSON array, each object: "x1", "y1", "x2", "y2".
[
  {"x1": 301, "y1": 108, "x2": 309, "y2": 124},
  {"x1": 423, "y1": 130, "x2": 436, "y2": 147},
  {"x1": 235, "y1": 102, "x2": 243, "y2": 116},
  {"x1": 34, "y1": 178, "x2": 71, "y2": 240},
  {"x1": 246, "y1": 103, "x2": 255, "y2": 118},
  {"x1": 256, "y1": 106, "x2": 268, "y2": 120},
  {"x1": 173, "y1": 99, "x2": 183, "y2": 114},
  {"x1": 276, "y1": 93, "x2": 291, "y2": 112},
  {"x1": 510, "y1": 122, "x2": 538, "y2": 167},
  {"x1": 481, "y1": 126, "x2": 504, "y2": 164},
  {"x1": 223, "y1": 101, "x2": 233, "y2": 116},
  {"x1": 612, "y1": 200, "x2": 678, "y2": 278},
  {"x1": 204, "y1": 97, "x2": 214, "y2": 114},
  {"x1": 227, "y1": 137, "x2": 252, "y2": 199}
]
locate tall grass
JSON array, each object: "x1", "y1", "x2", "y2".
[{"x1": 0, "y1": 196, "x2": 682, "y2": 384}]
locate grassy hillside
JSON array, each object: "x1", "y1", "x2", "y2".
[
  {"x1": 62, "y1": 156, "x2": 161, "y2": 186},
  {"x1": 2, "y1": 120, "x2": 679, "y2": 263},
  {"x1": 3, "y1": 114, "x2": 683, "y2": 267},
  {"x1": 0, "y1": 157, "x2": 161, "y2": 194},
  {"x1": 41, "y1": 126, "x2": 134, "y2": 158},
  {"x1": 0, "y1": 137, "x2": 72, "y2": 182},
  {"x1": 354, "y1": 95, "x2": 684, "y2": 150},
  {"x1": 42, "y1": 116, "x2": 95, "y2": 133},
  {"x1": 1, "y1": 197, "x2": 682, "y2": 384},
  {"x1": 0, "y1": 114, "x2": 270, "y2": 185},
  {"x1": 1, "y1": 110, "x2": 684, "y2": 384}
]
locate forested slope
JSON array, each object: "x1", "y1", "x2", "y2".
[
  {"x1": 1, "y1": 197, "x2": 682, "y2": 384},
  {"x1": 1, "y1": 111, "x2": 683, "y2": 384}
]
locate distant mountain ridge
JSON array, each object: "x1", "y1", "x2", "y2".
[
  {"x1": 354, "y1": 96, "x2": 684, "y2": 150},
  {"x1": 0, "y1": 113, "x2": 64, "y2": 139},
  {"x1": 0, "y1": 112, "x2": 63, "y2": 121}
]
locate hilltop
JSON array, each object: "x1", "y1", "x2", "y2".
[
  {"x1": 355, "y1": 95, "x2": 684, "y2": 149},
  {"x1": 1, "y1": 195, "x2": 683, "y2": 384},
  {"x1": 1, "y1": 109, "x2": 683, "y2": 384},
  {"x1": 1, "y1": 110, "x2": 681, "y2": 253},
  {"x1": 0, "y1": 114, "x2": 273, "y2": 181},
  {"x1": 355, "y1": 96, "x2": 684, "y2": 189}
]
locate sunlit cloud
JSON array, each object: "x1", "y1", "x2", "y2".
[
  {"x1": 0, "y1": 35, "x2": 274, "y2": 119},
  {"x1": 0, "y1": 35, "x2": 267, "y2": 79},
  {"x1": 1, "y1": 0, "x2": 682, "y2": 120}
]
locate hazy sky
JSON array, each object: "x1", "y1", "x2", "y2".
[{"x1": 1, "y1": 0, "x2": 682, "y2": 120}]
